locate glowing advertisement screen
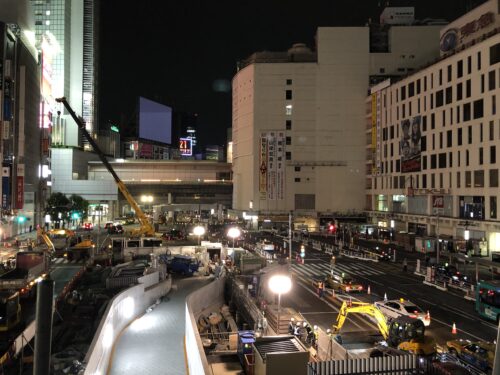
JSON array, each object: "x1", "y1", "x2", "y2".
[
  {"x1": 179, "y1": 138, "x2": 193, "y2": 156},
  {"x1": 139, "y1": 97, "x2": 172, "y2": 144}
]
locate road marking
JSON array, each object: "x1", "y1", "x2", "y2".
[
  {"x1": 479, "y1": 320, "x2": 498, "y2": 330},
  {"x1": 418, "y1": 298, "x2": 437, "y2": 306},
  {"x1": 439, "y1": 304, "x2": 480, "y2": 322},
  {"x1": 431, "y1": 316, "x2": 490, "y2": 341},
  {"x1": 388, "y1": 287, "x2": 407, "y2": 295}
]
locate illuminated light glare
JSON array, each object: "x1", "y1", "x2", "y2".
[
  {"x1": 193, "y1": 226, "x2": 206, "y2": 237},
  {"x1": 268, "y1": 274, "x2": 292, "y2": 295},
  {"x1": 122, "y1": 297, "x2": 135, "y2": 319},
  {"x1": 227, "y1": 227, "x2": 241, "y2": 240},
  {"x1": 23, "y1": 30, "x2": 36, "y2": 48},
  {"x1": 115, "y1": 158, "x2": 125, "y2": 163},
  {"x1": 464, "y1": 230, "x2": 470, "y2": 240},
  {"x1": 102, "y1": 324, "x2": 114, "y2": 349},
  {"x1": 390, "y1": 220, "x2": 395, "y2": 229}
]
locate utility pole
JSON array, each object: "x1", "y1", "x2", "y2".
[{"x1": 436, "y1": 212, "x2": 440, "y2": 265}]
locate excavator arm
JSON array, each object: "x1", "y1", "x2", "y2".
[
  {"x1": 56, "y1": 97, "x2": 155, "y2": 237},
  {"x1": 37, "y1": 228, "x2": 55, "y2": 253},
  {"x1": 333, "y1": 301, "x2": 389, "y2": 340}
]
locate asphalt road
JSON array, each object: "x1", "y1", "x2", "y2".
[{"x1": 252, "y1": 233, "x2": 498, "y2": 348}]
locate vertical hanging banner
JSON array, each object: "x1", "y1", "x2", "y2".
[
  {"x1": 16, "y1": 164, "x2": 24, "y2": 209},
  {"x1": 2, "y1": 166, "x2": 10, "y2": 210},
  {"x1": 259, "y1": 134, "x2": 268, "y2": 200},
  {"x1": 267, "y1": 132, "x2": 276, "y2": 200},
  {"x1": 276, "y1": 131, "x2": 285, "y2": 200}
]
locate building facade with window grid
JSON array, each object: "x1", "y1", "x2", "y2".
[
  {"x1": 232, "y1": 16, "x2": 442, "y2": 228},
  {"x1": 367, "y1": 0, "x2": 500, "y2": 257}
]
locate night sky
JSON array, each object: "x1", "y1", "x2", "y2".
[{"x1": 99, "y1": 0, "x2": 485, "y2": 149}]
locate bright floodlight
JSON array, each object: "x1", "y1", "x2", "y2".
[
  {"x1": 464, "y1": 230, "x2": 470, "y2": 240},
  {"x1": 193, "y1": 226, "x2": 205, "y2": 236},
  {"x1": 227, "y1": 227, "x2": 241, "y2": 240},
  {"x1": 268, "y1": 274, "x2": 292, "y2": 295}
]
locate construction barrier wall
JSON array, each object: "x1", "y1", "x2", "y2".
[
  {"x1": 185, "y1": 277, "x2": 226, "y2": 375},
  {"x1": 83, "y1": 272, "x2": 172, "y2": 375}
]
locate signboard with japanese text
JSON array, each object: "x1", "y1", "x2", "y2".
[
  {"x1": 16, "y1": 164, "x2": 24, "y2": 209},
  {"x1": 267, "y1": 132, "x2": 277, "y2": 200},
  {"x1": 2, "y1": 166, "x2": 10, "y2": 210},
  {"x1": 276, "y1": 132, "x2": 285, "y2": 200},
  {"x1": 259, "y1": 135, "x2": 268, "y2": 200}
]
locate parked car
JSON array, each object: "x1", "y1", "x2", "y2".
[
  {"x1": 446, "y1": 339, "x2": 495, "y2": 371},
  {"x1": 167, "y1": 255, "x2": 199, "y2": 276},
  {"x1": 374, "y1": 298, "x2": 430, "y2": 326}
]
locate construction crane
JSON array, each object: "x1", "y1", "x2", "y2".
[
  {"x1": 333, "y1": 301, "x2": 436, "y2": 355},
  {"x1": 55, "y1": 97, "x2": 155, "y2": 237}
]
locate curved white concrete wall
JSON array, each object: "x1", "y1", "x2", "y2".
[
  {"x1": 185, "y1": 277, "x2": 226, "y2": 375},
  {"x1": 84, "y1": 272, "x2": 171, "y2": 375}
]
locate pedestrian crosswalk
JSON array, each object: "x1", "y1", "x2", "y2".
[
  {"x1": 292, "y1": 260, "x2": 384, "y2": 279},
  {"x1": 53, "y1": 258, "x2": 85, "y2": 265}
]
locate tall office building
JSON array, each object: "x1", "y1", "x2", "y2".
[
  {"x1": 232, "y1": 8, "x2": 444, "y2": 229},
  {"x1": 31, "y1": 0, "x2": 99, "y2": 147},
  {"x1": 367, "y1": 0, "x2": 500, "y2": 259}
]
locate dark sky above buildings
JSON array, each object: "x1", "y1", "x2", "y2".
[{"x1": 99, "y1": 0, "x2": 485, "y2": 148}]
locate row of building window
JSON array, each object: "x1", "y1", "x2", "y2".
[
  {"x1": 376, "y1": 169, "x2": 500, "y2": 191},
  {"x1": 394, "y1": 43, "x2": 500, "y2": 103}
]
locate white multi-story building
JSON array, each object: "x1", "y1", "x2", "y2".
[
  {"x1": 367, "y1": 0, "x2": 500, "y2": 258},
  {"x1": 232, "y1": 10, "x2": 444, "y2": 229}
]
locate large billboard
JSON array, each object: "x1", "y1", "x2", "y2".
[
  {"x1": 139, "y1": 97, "x2": 172, "y2": 144},
  {"x1": 401, "y1": 115, "x2": 421, "y2": 173},
  {"x1": 260, "y1": 132, "x2": 285, "y2": 201}
]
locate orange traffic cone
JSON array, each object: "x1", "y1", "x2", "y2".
[
  {"x1": 384, "y1": 293, "x2": 388, "y2": 302},
  {"x1": 332, "y1": 288, "x2": 336, "y2": 298},
  {"x1": 367, "y1": 285, "x2": 371, "y2": 295},
  {"x1": 452, "y1": 323, "x2": 457, "y2": 334},
  {"x1": 425, "y1": 311, "x2": 431, "y2": 322}
]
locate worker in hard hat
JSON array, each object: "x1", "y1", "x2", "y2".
[{"x1": 288, "y1": 317, "x2": 295, "y2": 334}]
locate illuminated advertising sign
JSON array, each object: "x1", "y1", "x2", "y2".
[
  {"x1": 179, "y1": 138, "x2": 192, "y2": 156},
  {"x1": 401, "y1": 115, "x2": 422, "y2": 173}
]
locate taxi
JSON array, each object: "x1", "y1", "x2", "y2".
[
  {"x1": 323, "y1": 272, "x2": 363, "y2": 293},
  {"x1": 446, "y1": 339, "x2": 495, "y2": 371},
  {"x1": 374, "y1": 298, "x2": 430, "y2": 326}
]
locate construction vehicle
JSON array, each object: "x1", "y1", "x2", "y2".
[
  {"x1": 37, "y1": 228, "x2": 55, "y2": 254},
  {"x1": 56, "y1": 97, "x2": 155, "y2": 238},
  {"x1": 332, "y1": 301, "x2": 436, "y2": 355}
]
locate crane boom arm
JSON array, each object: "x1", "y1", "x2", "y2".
[
  {"x1": 37, "y1": 228, "x2": 55, "y2": 253},
  {"x1": 55, "y1": 97, "x2": 154, "y2": 237},
  {"x1": 333, "y1": 301, "x2": 389, "y2": 340}
]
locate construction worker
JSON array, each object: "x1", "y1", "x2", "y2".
[
  {"x1": 317, "y1": 280, "x2": 324, "y2": 299},
  {"x1": 288, "y1": 317, "x2": 295, "y2": 334},
  {"x1": 293, "y1": 322, "x2": 302, "y2": 337},
  {"x1": 313, "y1": 325, "x2": 319, "y2": 349}
]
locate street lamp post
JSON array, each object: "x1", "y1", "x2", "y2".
[
  {"x1": 227, "y1": 227, "x2": 241, "y2": 251},
  {"x1": 268, "y1": 274, "x2": 292, "y2": 335},
  {"x1": 193, "y1": 225, "x2": 205, "y2": 246}
]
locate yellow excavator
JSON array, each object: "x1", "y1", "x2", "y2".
[
  {"x1": 333, "y1": 301, "x2": 436, "y2": 355},
  {"x1": 56, "y1": 97, "x2": 155, "y2": 237}
]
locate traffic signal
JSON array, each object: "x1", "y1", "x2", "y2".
[
  {"x1": 71, "y1": 212, "x2": 80, "y2": 220},
  {"x1": 300, "y1": 244, "x2": 305, "y2": 258},
  {"x1": 328, "y1": 223, "x2": 336, "y2": 233},
  {"x1": 17, "y1": 216, "x2": 26, "y2": 223}
]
